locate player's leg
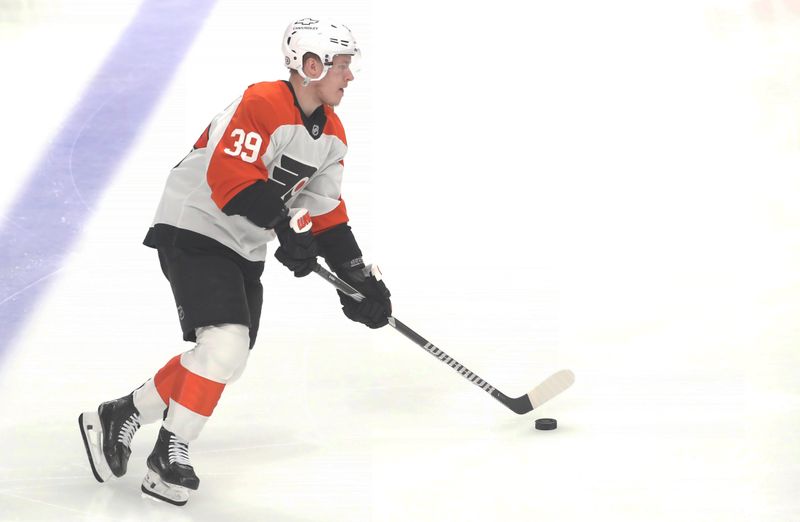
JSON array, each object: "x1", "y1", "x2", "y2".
[
  {"x1": 79, "y1": 244, "x2": 260, "y2": 490},
  {"x1": 142, "y1": 322, "x2": 250, "y2": 505},
  {"x1": 140, "y1": 246, "x2": 260, "y2": 505}
]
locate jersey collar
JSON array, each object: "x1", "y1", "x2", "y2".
[{"x1": 282, "y1": 80, "x2": 328, "y2": 140}]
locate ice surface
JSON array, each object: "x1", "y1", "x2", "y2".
[{"x1": 1, "y1": 1, "x2": 798, "y2": 520}]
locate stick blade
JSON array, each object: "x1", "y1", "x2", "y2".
[{"x1": 526, "y1": 369, "x2": 575, "y2": 409}]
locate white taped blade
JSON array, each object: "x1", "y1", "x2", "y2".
[{"x1": 527, "y1": 369, "x2": 575, "y2": 409}]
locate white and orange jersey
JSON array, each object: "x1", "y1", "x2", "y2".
[{"x1": 146, "y1": 80, "x2": 350, "y2": 262}]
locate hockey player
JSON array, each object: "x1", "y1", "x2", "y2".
[{"x1": 79, "y1": 18, "x2": 390, "y2": 506}]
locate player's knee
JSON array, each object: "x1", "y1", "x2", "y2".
[{"x1": 187, "y1": 323, "x2": 250, "y2": 383}]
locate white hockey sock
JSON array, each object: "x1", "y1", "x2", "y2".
[
  {"x1": 163, "y1": 399, "x2": 209, "y2": 442},
  {"x1": 132, "y1": 378, "x2": 168, "y2": 425}
]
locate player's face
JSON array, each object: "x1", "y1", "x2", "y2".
[{"x1": 317, "y1": 55, "x2": 354, "y2": 106}]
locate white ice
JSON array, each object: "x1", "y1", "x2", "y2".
[{"x1": 1, "y1": 1, "x2": 799, "y2": 520}]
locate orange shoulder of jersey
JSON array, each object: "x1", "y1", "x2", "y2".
[
  {"x1": 206, "y1": 82, "x2": 298, "y2": 209},
  {"x1": 242, "y1": 81, "x2": 298, "y2": 134}
]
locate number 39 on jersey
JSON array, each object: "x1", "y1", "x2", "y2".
[{"x1": 223, "y1": 129, "x2": 263, "y2": 163}]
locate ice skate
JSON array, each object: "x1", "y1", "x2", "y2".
[
  {"x1": 141, "y1": 426, "x2": 199, "y2": 506},
  {"x1": 79, "y1": 394, "x2": 142, "y2": 482}
]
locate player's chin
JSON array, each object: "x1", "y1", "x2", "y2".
[{"x1": 329, "y1": 90, "x2": 345, "y2": 106}]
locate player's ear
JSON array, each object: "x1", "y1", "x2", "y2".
[{"x1": 301, "y1": 53, "x2": 323, "y2": 80}]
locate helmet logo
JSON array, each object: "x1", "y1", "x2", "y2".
[
  {"x1": 295, "y1": 18, "x2": 319, "y2": 26},
  {"x1": 284, "y1": 56, "x2": 290, "y2": 66}
]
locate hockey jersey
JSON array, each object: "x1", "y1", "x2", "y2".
[{"x1": 144, "y1": 80, "x2": 350, "y2": 262}]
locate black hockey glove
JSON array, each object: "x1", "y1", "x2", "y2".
[
  {"x1": 312, "y1": 223, "x2": 388, "y2": 327},
  {"x1": 274, "y1": 209, "x2": 318, "y2": 277},
  {"x1": 337, "y1": 263, "x2": 392, "y2": 329}
]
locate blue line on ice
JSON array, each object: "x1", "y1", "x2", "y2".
[{"x1": 0, "y1": 0, "x2": 217, "y2": 358}]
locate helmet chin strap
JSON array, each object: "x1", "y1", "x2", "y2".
[{"x1": 299, "y1": 66, "x2": 330, "y2": 86}]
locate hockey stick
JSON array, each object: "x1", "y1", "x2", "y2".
[{"x1": 312, "y1": 262, "x2": 575, "y2": 415}]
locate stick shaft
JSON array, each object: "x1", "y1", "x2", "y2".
[
  {"x1": 388, "y1": 316, "x2": 497, "y2": 396},
  {"x1": 311, "y1": 263, "x2": 500, "y2": 398}
]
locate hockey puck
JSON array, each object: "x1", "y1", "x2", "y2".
[{"x1": 535, "y1": 418, "x2": 557, "y2": 431}]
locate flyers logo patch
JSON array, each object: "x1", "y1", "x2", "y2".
[{"x1": 269, "y1": 155, "x2": 317, "y2": 201}]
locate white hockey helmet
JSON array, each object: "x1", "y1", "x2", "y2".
[{"x1": 282, "y1": 18, "x2": 360, "y2": 82}]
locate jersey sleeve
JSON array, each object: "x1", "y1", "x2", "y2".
[
  {"x1": 303, "y1": 160, "x2": 363, "y2": 271},
  {"x1": 291, "y1": 158, "x2": 350, "y2": 233},
  {"x1": 291, "y1": 111, "x2": 350, "y2": 234},
  {"x1": 207, "y1": 91, "x2": 287, "y2": 229},
  {"x1": 292, "y1": 131, "x2": 362, "y2": 270}
]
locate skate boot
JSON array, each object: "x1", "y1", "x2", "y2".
[
  {"x1": 79, "y1": 394, "x2": 142, "y2": 482},
  {"x1": 141, "y1": 426, "x2": 199, "y2": 506}
]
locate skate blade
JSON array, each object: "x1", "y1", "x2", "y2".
[
  {"x1": 78, "y1": 412, "x2": 113, "y2": 483},
  {"x1": 141, "y1": 469, "x2": 190, "y2": 506}
]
